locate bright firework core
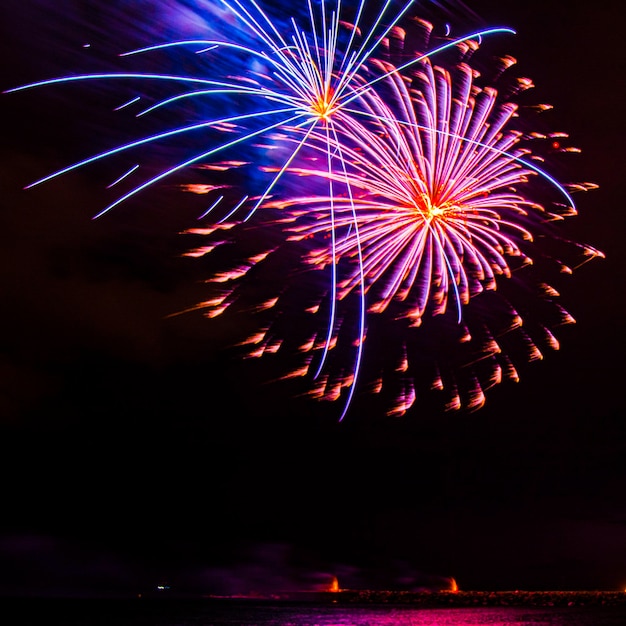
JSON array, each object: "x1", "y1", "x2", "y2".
[
  {"x1": 312, "y1": 86, "x2": 336, "y2": 121},
  {"x1": 418, "y1": 198, "x2": 454, "y2": 220}
]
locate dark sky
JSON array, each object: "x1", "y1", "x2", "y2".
[{"x1": 0, "y1": 0, "x2": 624, "y2": 598}]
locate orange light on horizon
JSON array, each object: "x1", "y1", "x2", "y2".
[{"x1": 329, "y1": 576, "x2": 340, "y2": 592}]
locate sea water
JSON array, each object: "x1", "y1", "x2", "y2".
[
  {"x1": 192, "y1": 603, "x2": 626, "y2": 625},
  {"x1": 4, "y1": 599, "x2": 626, "y2": 626}
]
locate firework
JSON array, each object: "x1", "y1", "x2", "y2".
[
  {"x1": 5, "y1": 1, "x2": 600, "y2": 419},
  {"x1": 184, "y1": 22, "x2": 601, "y2": 418}
]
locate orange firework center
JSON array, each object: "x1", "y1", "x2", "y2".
[
  {"x1": 413, "y1": 194, "x2": 460, "y2": 221},
  {"x1": 311, "y1": 86, "x2": 335, "y2": 120}
]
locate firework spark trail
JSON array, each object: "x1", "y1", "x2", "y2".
[{"x1": 4, "y1": 0, "x2": 520, "y2": 420}]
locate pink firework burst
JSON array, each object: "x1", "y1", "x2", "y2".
[{"x1": 184, "y1": 21, "x2": 601, "y2": 419}]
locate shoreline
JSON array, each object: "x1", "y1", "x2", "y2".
[{"x1": 203, "y1": 590, "x2": 626, "y2": 608}]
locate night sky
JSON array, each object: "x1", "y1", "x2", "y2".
[{"x1": 0, "y1": 0, "x2": 624, "y2": 598}]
